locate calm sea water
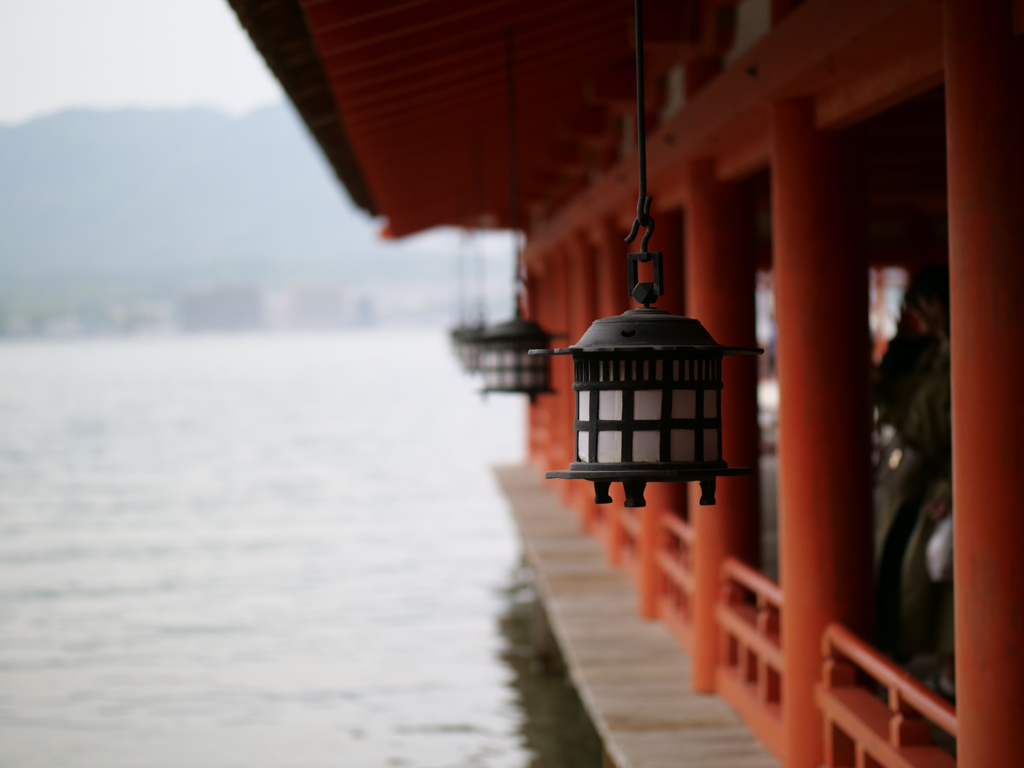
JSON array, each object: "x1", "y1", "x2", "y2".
[{"x1": 0, "y1": 329, "x2": 555, "y2": 768}]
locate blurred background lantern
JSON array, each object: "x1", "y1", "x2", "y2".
[
  {"x1": 480, "y1": 316, "x2": 551, "y2": 400},
  {"x1": 478, "y1": 27, "x2": 554, "y2": 399}
]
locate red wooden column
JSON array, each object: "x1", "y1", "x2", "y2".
[
  {"x1": 595, "y1": 216, "x2": 630, "y2": 319},
  {"x1": 548, "y1": 246, "x2": 574, "y2": 488},
  {"x1": 593, "y1": 216, "x2": 630, "y2": 565},
  {"x1": 525, "y1": 268, "x2": 546, "y2": 468},
  {"x1": 684, "y1": 160, "x2": 760, "y2": 692},
  {"x1": 567, "y1": 231, "x2": 599, "y2": 528},
  {"x1": 771, "y1": 100, "x2": 874, "y2": 768},
  {"x1": 638, "y1": 208, "x2": 687, "y2": 619},
  {"x1": 944, "y1": 3, "x2": 1024, "y2": 764}
]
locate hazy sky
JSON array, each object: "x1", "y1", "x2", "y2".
[
  {"x1": 0, "y1": 0, "x2": 283, "y2": 125},
  {"x1": 0, "y1": 0, "x2": 517, "y2": 286}
]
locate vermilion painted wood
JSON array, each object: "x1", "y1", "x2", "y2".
[
  {"x1": 524, "y1": 271, "x2": 544, "y2": 468},
  {"x1": 815, "y1": 687, "x2": 955, "y2": 768},
  {"x1": 816, "y1": 625, "x2": 956, "y2": 767},
  {"x1": 944, "y1": 1, "x2": 1024, "y2": 765},
  {"x1": 298, "y1": 0, "x2": 635, "y2": 236},
  {"x1": 821, "y1": 624, "x2": 956, "y2": 739},
  {"x1": 717, "y1": 605, "x2": 784, "y2": 673},
  {"x1": 639, "y1": 481, "x2": 687, "y2": 619},
  {"x1": 530, "y1": 252, "x2": 559, "y2": 476},
  {"x1": 592, "y1": 216, "x2": 631, "y2": 321},
  {"x1": 636, "y1": 506, "x2": 662, "y2": 620},
  {"x1": 619, "y1": 507, "x2": 641, "y2": 540},
  {"x1": 566, "y1": 231, "x2": 598, "y2": 529},
  {"x1": 716, "y1": 668, "x2": 785, "y2": 759},
  {"x1": 590, "y1": 219, "x2": 629, "y2": 567},
  {"x1": 612, "y1": 206, "x2": 689, "y2": 620},
  {"x1": 771, "y1": 98, "x2": 874, "y2": 768},
  {"x1": 526, "y1": 0, "x2": 931, "y2": 259},
  {"x1": 684, "y1": 159, "x2": 761, "y2": 693},
  {"x1": 715, "y1": 558, "x2": 785, "y2": 759},
  {"x1": 620, "y1": 507, "x2": 640, "y2": 586},
  {"x1": 658, "y1": 508, "x2": 696, "y2": 652},
  {"x1": 545, "y1": 248, "x2": 573, "y2": 491},
  {"x1": 813, "y1": 0, "x2": 944, "y2": 130}
]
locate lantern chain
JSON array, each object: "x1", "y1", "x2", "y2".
[
  {"x1": 624, "y1": 0, "x2": 655, "y2": 256},
  {"x1": 505, "y1": 26, "x2": 525, "y2": 318}
]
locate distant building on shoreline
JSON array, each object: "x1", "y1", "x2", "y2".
[{"x1": 177, "y1": 285, "x2": 264, "y2": 332}]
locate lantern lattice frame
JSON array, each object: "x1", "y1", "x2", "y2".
[
  {"x1": 479, "y1": 317, "x2": 552, "y2": 400},
  {"x1": 533, "y1": 308, "x2": 756, "y2": 507},
  {"x1": 450, "y1": 324, "x2": 485, "y2": 373}
]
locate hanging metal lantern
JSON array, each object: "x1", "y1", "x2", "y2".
[
  {"x1": 476, "y1": 26, "x2": 555, "y2": 401},
  {"x1": 451, "y1": 323, "x2": 485, "y2": 373},
  {"x1": 479, "y1": 316, "x2": 552, "y2": 400},
  {"x1": 530, "y1": 0, "x2": 759, "y2": 508},
  {"x1": 531, "y1": 296, "x2": 757, "y2": 507}
]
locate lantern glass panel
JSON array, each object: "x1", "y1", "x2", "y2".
[
  {"x1": 597, "y1": 431, "x2": 621, "y2": 462},
  {"x1": 671, "y1": 429, "x2": 695, "y2": 461},
  {"x1": 672, "y1": 390, "x2": 696, "y2": 419},
  {"x1": 704, "y1": 430, "x2": 718, "y2": 461},
  {"x1": 599, "y1": 390, "x2": 622, "y2": 420},
  {"x1": 704, "y1": 393, "x2": 717, "y2": 418},
  {"x1": 578, "y1": 391, "x2": 590, "y2": 420},
  {"x1": 578, "y1": 431, "x2": 589, "y2": 461},
  {"x1": 633, "y1": 430, "x2": 660, "y2": 462},
  {"x1": 634, "y1": 390, "x2": 661, "y2": 420}
]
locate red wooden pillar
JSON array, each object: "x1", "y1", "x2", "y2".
[
  {"x1": 549, "y1": 247, "x2": 574, "y2": 488},
  {"x1": 637, "y1": 207, "x2": 688, "y2": 619},
  {"x1": 525, "y1": 268, "x2": 545, "y2": 467},
  {"x1": 593, "y1": 217, "x2": 630, "y2": 565},
  {"x1": 771, "y1": 100, "x2": 874, "y2": 768},
  {"x1": 684, "y1": 159, "x2": 761, "y2": 692},
  {"x1": 944, "y1": 3, "x2": 1024, "y2": 764},
  {"x1": 595, "y1": 216, "x2": 630, "y2": 319},
  {"x1": 531, "y1": 256, "x2": 558, "y2": 474},
  {"x1": 567, "y1": 231, "x2": 599, "y2": 528}
]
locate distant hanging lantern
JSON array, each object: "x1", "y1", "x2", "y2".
[
  {"x1": 530, "y1": 0, "x2": 759, "y2": 507},
  {"x1": 480, "y1": 316, "x2": 552, "y2": 400},
  {"x1": 451, "y1": 323, "x2": 485, "y2": 373},
  {"x1": 477, "y1": 26, "x2": 554, "y2": 400}
]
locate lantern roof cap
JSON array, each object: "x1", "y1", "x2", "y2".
[
  {"x1": 481, "y1": 316, "x2": 551, "y2": 343},
  {"x1": 451, "y1": 323, "x2": 486, "y2": 341},
  {"x1": 532, "y1": 308, "x2": 761, "y2": 356}
]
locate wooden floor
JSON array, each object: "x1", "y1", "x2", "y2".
[{"x1": 494, "y1": 464, "x2": 780, "y2": 768}]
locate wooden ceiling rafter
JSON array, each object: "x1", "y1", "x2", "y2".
[
  {"x1": 231, "y1": 0, "x2": 950, "y2": 241},
  {"x1": 333, "y1": 27, "x2": 625, "y2": 125},
  {"x1": 311, "y1": 0, "x2": 617, "y2": 76},
  {"x1": 325, "y1": 9, "x2": 625, "y2": 110}
]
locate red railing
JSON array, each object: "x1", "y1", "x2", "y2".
[
  {"x1": 816, "y1": 623, "x2": 956, "y2": 768},
  {"x1": 618, "y1": 506, "x2": 640, "y2": 584},
  {"x1": 715, "y1": 557, "x2": 784, "y2": 759},
  {"x1": 657, "y1": 511, "x2": 694, "y2": 653}
]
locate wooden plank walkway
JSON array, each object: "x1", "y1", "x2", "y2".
[{"x1": 494, "y1": 464, "x2": 781, "y2": 768}]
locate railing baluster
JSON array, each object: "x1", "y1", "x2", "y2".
[
  {"x1": 714, "y1": 557, "x2": 785, "y2": 759},
  {"x1": 816, "y1": 623, "x2": 957, "y2": 767}
]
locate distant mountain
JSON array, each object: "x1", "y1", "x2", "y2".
[{"x1": 0, "y1": 104, "x2": 501, "y2": 323}]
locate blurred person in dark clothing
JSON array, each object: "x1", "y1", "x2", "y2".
[{"x1": 874, "y1": 266, "x2": 954, "y2": 698}]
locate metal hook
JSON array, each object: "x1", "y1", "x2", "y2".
[{"x1": 625, "y1": 195, "x2": 655, "y2": 254}]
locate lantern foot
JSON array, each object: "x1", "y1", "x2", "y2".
[
  {"x1": 699, "y1": 477, "x2": 716, "y2": 506},
  {"x1": 623, "y1": 480, "x2": 647, "y2": 508},
  {"x1": 593, "y1": 482, "x2": 612, "y2": 505}
]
